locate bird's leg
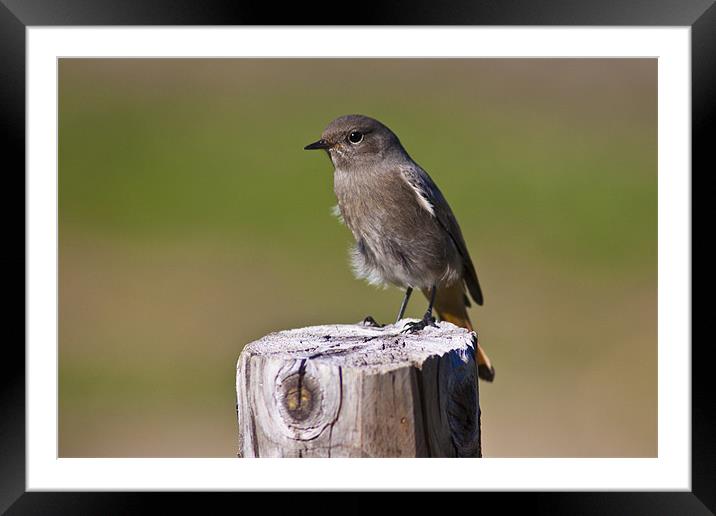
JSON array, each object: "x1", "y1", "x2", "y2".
[
  {"x1": 395, "y1": 287, "x2": 413, "y2": 323},
  {"x1": 402, "y1": 285, "x2": 438, "y2": 333},
  {"x1": 362, "y1": 286, "x2": 414, "y2": 328},
  {"x1": 361, "y1": 315, "x2": 384, "y2": 328}
]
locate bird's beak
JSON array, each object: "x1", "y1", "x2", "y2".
[{"x1": 304, "y1": 139, "x2": 331, "y2": 150}]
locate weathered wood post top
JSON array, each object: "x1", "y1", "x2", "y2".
[{"x1": 236, "y1": 320, "x2": 481, "y2": 458}]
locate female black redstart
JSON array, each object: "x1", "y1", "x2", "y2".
[{"x1": 305, "y1": 114, "x2": 494, "y2": 382}]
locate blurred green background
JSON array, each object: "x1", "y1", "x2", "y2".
[{"x1": 59, "y1": 58, "x2": 656, "y2": 457}]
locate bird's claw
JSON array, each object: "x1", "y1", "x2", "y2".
[
  {"x1": 361, "y1": 315, "x2": 384, "y2": 328},
  {"x1": 401, "y1": 313, "x2": 438, "y2": 333}
]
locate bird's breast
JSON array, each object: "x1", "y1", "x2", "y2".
[{"x1": 333, "y1": 166, "x2": 446, "y2": 248}]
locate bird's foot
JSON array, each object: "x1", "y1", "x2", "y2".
[
  {"x1": 361, "y1": 315, "x2": 384, "y2": 328},
  {"x1": 401, "y1": 312, "x2": 438, "y2": 333}
]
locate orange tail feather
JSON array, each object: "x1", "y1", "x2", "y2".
[{"x1": 422, "y1": 283, "x2": 495, "y2": 382}]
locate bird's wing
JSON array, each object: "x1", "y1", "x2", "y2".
[{"x1": 399, "y1": 164, "x2": 484, "y2": 306}]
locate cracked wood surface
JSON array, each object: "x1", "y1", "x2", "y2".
[{"x1": 236, "y1": 320, "x2": 481, "y2": 458}]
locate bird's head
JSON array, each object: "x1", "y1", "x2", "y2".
[{"x1": 304, "y1": 114, "x2": 404, "y2": 169}]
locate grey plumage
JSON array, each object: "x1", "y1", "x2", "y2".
[{"x1": 305, "y1": 114, "x2": 483, "y2": 306}]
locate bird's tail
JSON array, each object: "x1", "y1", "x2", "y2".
[{"x1": 423, "y1": 283, "x2": 495, "y2": 382}]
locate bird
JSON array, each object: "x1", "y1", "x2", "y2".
[{"x1": 304, "y1": 114, "x2": 495, "y2": 382}]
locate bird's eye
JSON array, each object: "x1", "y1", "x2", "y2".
[{"x1": 348, "y1": 131, "x2": 363, "y2": 144}]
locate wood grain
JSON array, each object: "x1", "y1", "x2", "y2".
[{"x1": 236, "y1": 320, "x2": 481, "y2": 457}]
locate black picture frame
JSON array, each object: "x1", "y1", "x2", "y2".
[{"x1": 3, "y1": 1, "x2": 710, "y2": 513}]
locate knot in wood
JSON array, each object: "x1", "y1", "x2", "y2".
[
  {"x1": 281, "y1": 371, "x2": 320, "y2": 423},
  {"x1": 272, "y1": 359, "x2": 339, "y2": 441}
]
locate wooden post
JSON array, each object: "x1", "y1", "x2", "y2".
[{"x1": 236, "y1": 320, "x2": 481, "y2": 458}]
